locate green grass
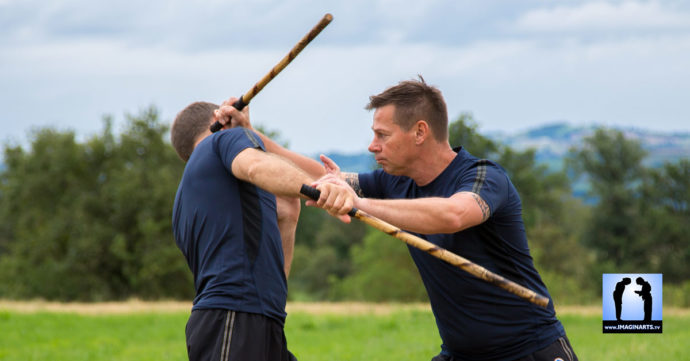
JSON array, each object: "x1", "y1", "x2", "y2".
[
  {"x1": 1, "y1": 307, "x2": 689, "y2": 360},
  {"x1": 560, "y1": 312, "x2": 690, "y2": 361},
  {"x1": 0, "y1": 310, "x2": 188, "y2": 360}
]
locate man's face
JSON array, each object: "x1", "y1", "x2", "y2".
[{"x1": 367, "y1": 104, "x2": 416, "y2": 175}]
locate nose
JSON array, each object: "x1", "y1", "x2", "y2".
[{"x1": 368, "y1": 139, "x2": 380, "y2": 153}]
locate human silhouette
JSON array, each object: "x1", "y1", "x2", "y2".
[
  {"x1": 635, "y1": 277, "x2": 653, "y2": 321},
  {"x1": 612, "y1": 277, "x2": 631, "y2": 321}
]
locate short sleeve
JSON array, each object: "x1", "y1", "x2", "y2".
[
  {"x1": 358, "y1": 169, "x2": 387, "y2": 198},
  {"x1": 456, "y1": 160, "x2": 510, "y2": 215},
  {"x1": 212, "y1": 127, "x2": 265, "y2": 173}
]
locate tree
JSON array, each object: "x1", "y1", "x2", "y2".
[
  {"x1": 289, "y1": 209, "x2": 367, "y2": 300},
  {"x1": 448, "y1": 112, "x2": 499, "y2": 158},
  {"x1": 566, "y1": 128, "x2": 647, "y2": 271},
  {"x1": 333, "y1": 229, "x2": 428, "y2": 302},
  {"x1": 0, "y1": 107, "x2": 191, "y2": 301},
  {"x1": 638, "y1": 159, "x2": 690, "y2": 282},
  {"x1": 448, "y1": 113, "x2": 593, "y2": 302}
]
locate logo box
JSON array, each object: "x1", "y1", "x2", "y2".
[{"x1": 602, "y1": 273, "x2": 662, "y2": 333}]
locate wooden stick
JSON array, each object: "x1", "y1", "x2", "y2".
[
  {"x1": 300, "y1": 185, "x2": 550, "y2": 308},
  {"x1": 210, "y1": 13, "x2": 333, "y2": 132}
]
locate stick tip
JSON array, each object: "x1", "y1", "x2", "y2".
[{"x1": 324, "y1": 13, "x2": 333, "y2": 22}]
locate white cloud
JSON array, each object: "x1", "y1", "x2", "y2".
[
  {"x1": 515, "y1": 1, "x2": 690, "y2": 32},
  {"x1": 2, "y1": 0, "x2": 690, "y2": 155}
]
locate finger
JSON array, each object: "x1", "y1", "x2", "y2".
[
  {"x1": 332, "y1": 191, "x2": 347, "y2": 214},
  {"x1": 322, "y1": 189, "x2": 336, "y2": 209},
  {"x1": 336, "y1": 190, "x2": 355, "y2": 215},
  {"x1": 341, "y1": 194, "x2": 354, "y2": 215},
  {"x1": 322, "y1": 185, "x2": 342, "y2": 211},
  {"x1": 312, "y1": 175, "x2": 337, "y2": 186},
  {"x1": 221, "y1": 97, "x2": 239, "y2": 107},
  {"x1": 315, "y1": 184, "x2": 330, "y2": 208},
  {"x1": 220, "y1": 105, "x2": 240, "y2": 118},
  {"x1": 319, "y1": 154, "x2": 340, "y2": 174}
]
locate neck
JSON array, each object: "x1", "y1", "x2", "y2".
[
  {"x1": 194, "y1": 130, "x2": 212, "y2": 149},
  {"x1": 407, "y1": 141, "x2": 456, "y2": 186}
]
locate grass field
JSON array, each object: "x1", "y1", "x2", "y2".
[{"x1": 1, "y1": 301, "x2": 688, "y2": 360}]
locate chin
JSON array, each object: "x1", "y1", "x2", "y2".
[{"x1": 382, "y1": 166, "x2": 402, "y2": 175}]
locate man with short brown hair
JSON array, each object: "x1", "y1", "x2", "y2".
[
  {"x1": 248, "y1": 77, "x2": 579, "y2": 360},
  {"x1": 171, "y1": 98, "x2": 352, "y2": 361}
]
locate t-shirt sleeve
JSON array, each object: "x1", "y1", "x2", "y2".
[
  {"x1": 213, "y1": 127, "x2": 265, "y2": 173},
  {"x1": 456, "y1": 160, "x2": 510, "y2": 215},
  {"x1": 357, "y1": 169, "x2": 388, "y2": 199}
]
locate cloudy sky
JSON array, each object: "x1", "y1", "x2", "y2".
[{"x1": 2, "y1": 0, "x2": 689, "y2": 155}]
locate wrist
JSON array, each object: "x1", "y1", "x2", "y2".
[{"x1": 354, "y1": 196, "x2": 367, "y2": 211}]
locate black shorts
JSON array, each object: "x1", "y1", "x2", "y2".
[
  {"x1": 185, "y1": 309, "x2": 298, "y2": 361},
  {"x1": 515, "y1": 336, "x2": 578, "y2": 361},
  {"x1": 431, "y1": 336, "x2": 578, "y2": 361}
]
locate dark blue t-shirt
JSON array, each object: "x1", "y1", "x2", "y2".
[
  {"x1": 172, "y1": 127, "x2": 287, "y2": 324},
  {"x1": 358, "y1": 147, "x2": 564, "y2": 360}
]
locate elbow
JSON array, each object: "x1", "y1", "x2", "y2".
[
  {"x1": 276, "y1": 196, "x2": 301, "y2": 224},
  {"x1": 440, "y1": 205, "x2": 470, "y2": 233},
  {"x1": 442, "y1": 217, "x2": 465, "y2": 234}
]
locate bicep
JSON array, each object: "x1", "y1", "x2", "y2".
[
  {"x1": 230, "y1": 147, "x2": 263, "y2": 182},
  {"x1": 452, "y1": 191, "x2": 491, "y2": 229}
]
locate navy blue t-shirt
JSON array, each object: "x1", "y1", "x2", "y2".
[
  {"x1": 358, "y1": 147, "x2": 564, "y2": 360},
  {"x1": 172, "y1": 127, "x2": 288, "y2": 324}
]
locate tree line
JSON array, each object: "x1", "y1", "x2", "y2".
[{"x1": 1, "y1": 107, "x2": 688, "y2": 305}]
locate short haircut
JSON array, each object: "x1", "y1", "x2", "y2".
[
  {"x1": 365, "y1": 75, "x2": 448, "y2": 142},
  {"x1": 171, "y1": 101, "x2": 218, "y2": 161}
]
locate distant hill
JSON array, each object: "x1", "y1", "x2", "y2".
[
  {"x1": 315, "y1": 152, "x2": 376, "y2": 173},
  {"x1": 487, "y1": 122, "x2": 690, "y2": 171}
]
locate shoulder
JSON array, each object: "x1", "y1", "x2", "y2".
[
  {"x1": 211, "y1": 128, "x2": 265, "y2": 166},
  {"x1": 213, "y1": 127, "x2": 263, "y2": 148},
  {"x1": 440, "y1": 150, "x2": 508, "y2": 191}
]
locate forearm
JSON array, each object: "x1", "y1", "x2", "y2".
[
  {"x1": 356, "y1": 195, "x2": 478, "y2": 234},
  {"x1": 234, "y1": 149, "x2": 313, "y2": 198},
  {"x1": 254, "y1": 130, "x2": 326, "y2": 179},
  {"x1": 276, "y1": 195, "x2": 300, "y2": 278}
]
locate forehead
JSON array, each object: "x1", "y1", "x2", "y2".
[{"x1": 372, "y1": 105, "x2": 398, "y2": 130}]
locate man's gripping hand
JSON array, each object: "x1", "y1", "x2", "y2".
[
  {"x1": 213, "y1": 97, "x2": 252, "y2": 130},
  {"x1": 306, "y1": 182, "x2": 354, "y2": 223}
]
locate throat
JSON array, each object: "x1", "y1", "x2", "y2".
[{"x1": 412, "y1": 148, "x2": 457, "y2": 186}]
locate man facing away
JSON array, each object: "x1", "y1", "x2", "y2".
[
  {"x1": 170, "y1": 98, "x2": 352, "y2": 361},
  {"x1": 231, "y1": 77, "x2": 579, "y2": 361}
]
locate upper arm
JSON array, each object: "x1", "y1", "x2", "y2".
[
  {"x1": 341, "y1": 172, "x2": 364, "y2": 197},
  {"x1": 230, "y1": 147, "x2": 265, "y2": 182},
  {"x1": 451, "y1": 191, "x2": 491, "y2": 230}
]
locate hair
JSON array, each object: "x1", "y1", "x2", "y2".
[
  {"x1": 365, "y1": 75, "x2": 448, "y2": 142},
  {"x1": 171, "y1": 101, "x2": 218, "y2": 161}
]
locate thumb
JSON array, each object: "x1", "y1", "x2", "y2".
[{"x1": 336, "y1": 213, "x2": 351, "y2": 224}]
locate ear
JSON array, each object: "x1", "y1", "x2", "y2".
[{"x1": 414, "y1": 120, "x2": 430, "y2": 145}]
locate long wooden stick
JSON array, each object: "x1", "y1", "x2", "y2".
[
  {"x1": 300, "y1": 185, "x2": 550, "y2": 308},
  {"x1": 210, "y1": 13, "x2": 333, "y2": 132}
]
